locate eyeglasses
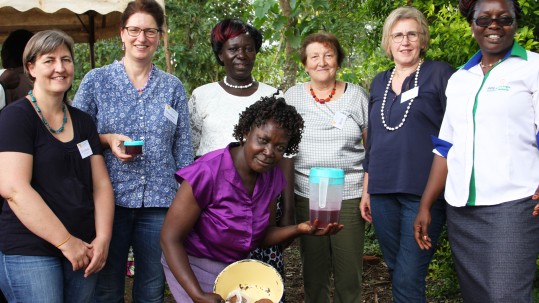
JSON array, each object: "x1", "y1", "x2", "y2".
[
  {"x1": 390, "y1": 31, "x2": 422, "y2": 43},
  {"x1": 473, "y1": 16, "x2": 514, "y2": 27},
  {"x1": 123, "y1": 26, "x2": 160, "y2": 38}
]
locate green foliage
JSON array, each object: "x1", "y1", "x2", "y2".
[
  {"x1": 62, "y1": 0, "x2": 539, "y2": 97},
  {"x1": 363, "y1": 223, "x2": 382, "y2": 257},
  {"x1": 419, "y1": 2, "x2": 476, "y2": 67},
  {"x1": 426, "y1": 227, "x2": 461, "y2": 301}
]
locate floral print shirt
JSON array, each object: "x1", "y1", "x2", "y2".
[{"x1": 73, "y1": 62, "x2": 192, "y2": 208}]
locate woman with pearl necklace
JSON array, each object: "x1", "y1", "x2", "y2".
[{"x1": 360, "y1": 6, "x2": 454, "y2": 303}]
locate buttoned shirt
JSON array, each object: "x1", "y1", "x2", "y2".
[
  {"x1": 73, "y1": 62, "x2": 192, "y2": 208},
  {"x1": 177, "y1": 143, "x2": 286, "y2": 263},
  {"x1": 434, "y1": 42, "x2": 539, "y2": 207}
]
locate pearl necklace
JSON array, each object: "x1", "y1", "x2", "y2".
[
  {"x1": 479, "y1": 59, "x2": 501, "y2": 68},
  {"x1": 223, "y1": 76, "x2": 255, "y2": 89},
  {"x1": 28, "y1": 90, "x2": 67, "y2": 134},
  {"x1": 381, "y1": 60, "x2": 422, "y2": 131}
]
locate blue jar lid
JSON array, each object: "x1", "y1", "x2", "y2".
[
  {"x1": 309, "y1": 167, "x2": 345, "y2": 184},
  {"x1": 124, "y1": 140, "x2": 144, "y2": 146}
]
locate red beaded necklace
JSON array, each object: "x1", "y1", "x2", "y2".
[{"x1": 310, "y1": 82, "x2": 337, "y2": 104}]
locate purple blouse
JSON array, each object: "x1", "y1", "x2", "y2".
[{"x1": 175, "y1": 143, "x2": 287, "y2": 263}]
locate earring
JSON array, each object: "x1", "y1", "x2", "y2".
[{"x1": 122, "y1": 42, "x2": 125, "y2": 51}]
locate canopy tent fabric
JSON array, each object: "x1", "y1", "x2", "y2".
[{"x1": 0, "y1": 0, "x2": 170, "y2": 70}]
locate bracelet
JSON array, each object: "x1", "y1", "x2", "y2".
[{"x1": 55, "y1": 235, "x2": 71, "y2": 248}]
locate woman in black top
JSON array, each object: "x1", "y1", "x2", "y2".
[{"x1": 0, "y1": 30, "x2": 114, "y2": 303}]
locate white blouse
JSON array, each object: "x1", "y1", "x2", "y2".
[{"x1": 189, "y1": 82, "x2": 278, "y2": 157}]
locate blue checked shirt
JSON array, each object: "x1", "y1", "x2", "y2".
[{"x1": 73, "y1": 62, "x2": 192, "y2": 208}]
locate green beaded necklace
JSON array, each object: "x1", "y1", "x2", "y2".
[{"x1": 28, "y1": 90, "x2": 67, "y2": 134}]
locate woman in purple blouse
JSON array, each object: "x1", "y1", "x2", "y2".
[{"x1": 160, "y1": 96, "x2": 343, "y2": 303}]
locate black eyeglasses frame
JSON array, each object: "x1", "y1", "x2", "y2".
[{"x1": 473, "y1": 16, "x2": 514, "y2": 27}]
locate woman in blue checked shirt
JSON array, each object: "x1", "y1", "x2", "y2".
[{"x1": 73, "y1": 0, "x2": 192, "y2": 302}]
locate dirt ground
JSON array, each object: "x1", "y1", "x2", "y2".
[
  {"x1": 125, "y1": 240, "x2": 392, "y2": 303},
  {"x1": 282, "y1": 241, "x2": 392, "y2": 303}
]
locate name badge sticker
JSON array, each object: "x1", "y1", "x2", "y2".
[
  {"x1": 77, "y1": 140, "x2": 93, "y2": 159},
  {"x1": 164, "y1": 104, "x2": 178, "y2": 125},
  {"x1": 331, "y1": 112, "x2": 347, "y2": 129},
  {"x1": 401, "y1": 86, "x2": 419, "y2": 103}
]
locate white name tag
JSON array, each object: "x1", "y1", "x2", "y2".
[
  {"x1": 331, "y1": 112, "x2": 347, "y2": 129},
  {"x1": 77, "y1": 140, "x2": 93, "y2": 159},
  {"x1": 401, "y1": 86, "x2": 419, "y2": 103},
  {"x1": 164, "y1": 104, "x2": 178, "y2": 125}
]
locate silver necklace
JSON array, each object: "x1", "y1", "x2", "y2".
[
  {"x1": 223, "y1": 76, "x2": 255, "y2": 89},
  {"x1": 381, "y1": 59, "x2": 422, "y2": 131},
  {"x1": 479, "y1": 59, "x2": 501, "y2": 68}
]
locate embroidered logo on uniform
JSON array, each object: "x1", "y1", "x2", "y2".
[{"x1": 486, "y1": 78, "x2": 510, "y2": 92}]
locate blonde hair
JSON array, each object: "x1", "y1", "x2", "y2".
[{"x1": 381, "y1": 7, "x2": 429, "y2": 60}]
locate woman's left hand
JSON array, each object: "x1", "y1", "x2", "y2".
[
  {"x1": 297, "y1": 220, "x2": 343, "y2": 236},
  {"x1": 532, "y1": 184, "x2": 539, "y2": 216},
  {"x1": 84, "y1": 236, "x2": 110, "y2": 277}
]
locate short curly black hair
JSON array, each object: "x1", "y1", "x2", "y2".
[
  {"x1": 233, "y1": 95, "x2": 304, "y2": 155},
  {"x1": 459, "y1": 0, "x2": 522, "y2": 23}
]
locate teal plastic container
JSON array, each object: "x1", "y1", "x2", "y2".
[
  {"x1": 309, "y1": 168, "x2": 345, "y2": 228},
  {"x1": 124, "y1": 140, "x2": 144, "y2": 155}
]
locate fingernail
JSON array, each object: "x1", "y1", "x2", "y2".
[{"x1": 423, "y1": 236, "x2": 428, "y2": 241}]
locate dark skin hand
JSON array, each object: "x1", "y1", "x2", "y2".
[
  {"x1": 531, "y1": 185, "x2": 539, "y2": 216},
  {"x1": 414, "y1": 155, "x2": 447, "y2": 251}
]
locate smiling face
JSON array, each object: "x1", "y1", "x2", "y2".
[
  {"x1": 27, "y1": 44, "x2": 74, "y2": 96},
  {"x1": 304, "y1": 42, "x2": 338, "y2": 84},
  {"x1": 472, "y1": 0, "x2": 516, "y2": 59},
  {"x1": 218, "y1": 33, "x2": 257, "y2": 82},
  {"x1": 121, "y1": 12, "x2": 160, "y2": 62},
  {"x1": 389, "y1": 18, "x2": 424, "y2": 68},
  {"x1": 242, "y1": 120, "x2": 290, "y2": 174}
]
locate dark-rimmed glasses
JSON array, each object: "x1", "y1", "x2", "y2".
[
  {"x1": 390, "y1": 31, "x2": 423, "y2": 43},
  {"x1": 123, "y1": 26, "x2": 160, "y2": 38},
  {"x1": 473, "y1": 16, "x2": 514, "y2": 27}
]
